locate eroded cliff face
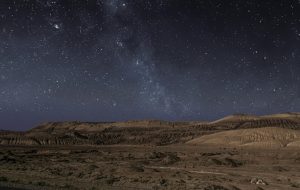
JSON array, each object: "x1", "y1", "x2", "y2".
[
  {"x1": 0, "y1": 122, "x2": 212, "y2": 146},
  {"x1": 1, "y1": 113, "x2": 300, "y2": 146}
]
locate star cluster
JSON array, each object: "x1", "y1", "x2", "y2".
[{"x1": 0, "y1": 0, "x2": 300, "y2": 130}]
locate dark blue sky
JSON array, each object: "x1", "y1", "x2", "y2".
[{"x1": 0, "y1": 0, "x2": 299, "y2": 130}]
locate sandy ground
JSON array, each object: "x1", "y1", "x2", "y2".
[{"x1": 1, "y1": 145, "x2": 300, "y2": 190}]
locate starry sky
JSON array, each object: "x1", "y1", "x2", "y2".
[{"x1": 0, "y1": 0, "x2": 300, "y2": 130}]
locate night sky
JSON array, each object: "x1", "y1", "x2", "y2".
[{"x1": 0, "y1": 0, "x2": 300, "y2": 130}]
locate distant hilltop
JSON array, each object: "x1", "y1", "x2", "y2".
[{"x1": 0, "y1": 112, "x2": 299, "y2": 147}]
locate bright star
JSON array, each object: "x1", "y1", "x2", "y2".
[{"x1": 53, "y1": 24, "x2": 60, "y2": 29}]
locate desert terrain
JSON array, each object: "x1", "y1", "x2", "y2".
[{"x1": 0, "y1": 113, "x2": 300, "y2": 190}]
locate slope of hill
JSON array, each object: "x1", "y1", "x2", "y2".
[
  {"x1": 187, "y1": 127, "x2": 300, "y2": 148},
  {"x1": 209, "y1": 114, "x2": 260, "y2": 124},
  {"x1": 0, "y1": 113, "x2": 299, "y2": 146},
  {"x1": 207, "y1": 112, "x2": 300, "y2": 130},
  {"x1": 0, "y1": 120, "x2": 211, "y2": 146}
]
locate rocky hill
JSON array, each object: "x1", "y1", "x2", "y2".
[{"x1": 1, "y1": 113, "x2": 299, "y2": 146}]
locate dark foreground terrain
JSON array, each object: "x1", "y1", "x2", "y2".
[
  {"x1": 1, "y1": 145, "x2": 300, "y2": 190},
  {"x1": 1, "y1": 113, "x2": 300, "y2": 189}
]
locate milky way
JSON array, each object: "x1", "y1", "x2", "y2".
[{"x1": 0, "y1": 0, "x2": 300, "y2": 130}]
